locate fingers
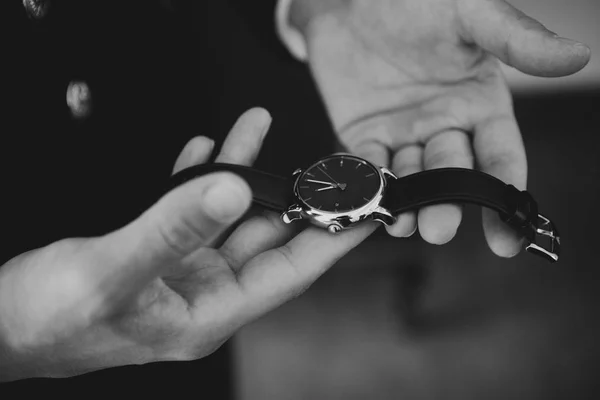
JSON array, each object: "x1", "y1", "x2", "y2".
[
  {"x1": 385, "y1": 145, "x2": 422, "y2": 237},
  {"x1": 235, "y1": 222, "x2": 379, "y2": 320},
  {"x1": 90, "y1": 172, "x2": 252, "y2": 307},
  {"x1": 460, "y1": 0, "x2": 590, "y2": 77},
  {"x1": 88, "y1": 108, "x2": 273, "y2": 304},
  {"x1": 211, "y1": 106, "x2": 293, "y2": 266},
  {"x1": 418, "y1": 130, "x2": 473, "y2": 244},
  {"x1": 474, "y1": 114, "x2": 527, "y2": 257},
  {"x1": 172, "y1": 136, "x2": 215, "y2": 174},
  {"x1": 215, "y1": 107, "x2": 271, "y2": 165},
  {"x1": 352, "y1": 139, "x2": 421, "y2": 238},
  {"x1": 219, "y1": 211, "x2": 296, "y2": 272},
  {"x1": 172, "y1": 106, "x2": 272, "y2": 175},
  {"x1": 353, "y1": 140, "x2": 389, "y2": 167}
]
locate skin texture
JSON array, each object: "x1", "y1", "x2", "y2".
[
  {"x1": 289, "y1": 0, "x2": 590, "y2": 255},
  {"x1": 0, "y1": 107, "x2": 378, "y2": 382}
]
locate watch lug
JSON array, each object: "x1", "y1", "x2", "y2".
[
  {"x1": 380, "y1": 167, "x2": 398, "y2": 181},
  {"x1": 281, "y1": 204, "x2": 304, "y2": 224},
  {"x1": 371, "y1": 206, "x2": 396, "y2": 226}
]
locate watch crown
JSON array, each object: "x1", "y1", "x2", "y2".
[
  {"x1": 292, "y1": 168, "x2": 303, "y2": 177},
  {"x1": 327, "y1": 223, "x2": 342, "y2": 233}
]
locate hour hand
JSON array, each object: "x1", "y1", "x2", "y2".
[{"x1": 315, "y1": 186, "x2": 337, "y2": 192}]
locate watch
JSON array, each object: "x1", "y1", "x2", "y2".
[{"x1": 168, "y1": 153, "x2": 560, "y2": 263}]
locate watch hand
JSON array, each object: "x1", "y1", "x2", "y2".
[
  {"x1": 306, "y1": 179, "x2": 335, "y2": 185},
  {"x1": 317, "y1": 167, "x2": 347, "y2": 191},
  {"x1": 315, "y1": 186, "x2": 337, "y2": 192},
  {"x1": 307, "y1": 178, "x2": 347, "y2": 191},
  {"x1": 317, "y1": 167, "x2": 341, "y2": 186}
]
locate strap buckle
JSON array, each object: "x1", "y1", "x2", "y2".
[{"x1": 525, "y1": 214, "x2": 560, "y2": 262}]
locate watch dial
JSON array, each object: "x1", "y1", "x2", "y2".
[{"x1": 296, "y1": 155, "x2": 381, "y2": 213}]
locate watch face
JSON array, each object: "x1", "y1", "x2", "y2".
[{"x1": 296, "y1": 155, "x2": 382, "y2": 213}]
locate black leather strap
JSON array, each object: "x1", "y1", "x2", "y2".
[
  {"x1": 167, "y1": 163, "x2": 294, "y2": 212},
  {"x1": 382, "y1": 169, "x2": 560, "y2": 262},
  {"x1": 381, "y1": 168, "x2": 539, "y2": 241},
  {"x1": 167, "y1": 163, "x2": 558, "y2": 261}
]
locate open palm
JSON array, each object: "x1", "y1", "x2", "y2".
[{"x1": 295, "y1": 0, "x2": 590, "y2": 256}]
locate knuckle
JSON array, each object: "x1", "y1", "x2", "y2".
[
  {"x1": 271, "y1": 245, "x2": 313, "y2": 298},
  {"x1": 274, "y1": 245, "x2": 297, "y2": 273}
]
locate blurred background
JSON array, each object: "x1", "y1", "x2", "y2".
[
  {"x1": 213, "y1": 1, "x2": 600, "y2": 399},
  {"x1": 2, "y1": 0, "x2": 599, "y2": 398}
]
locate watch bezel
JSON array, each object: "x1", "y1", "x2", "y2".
[{"x1": 292, "y1": 153, "x2": 392, "y2": 230}]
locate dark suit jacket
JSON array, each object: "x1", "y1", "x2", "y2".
[
  {"x1": 1, "y1": 0, "x2": 334, "y2": 395},
  {"x1": 0, "y1": 0, "x2": 294, "y2": 398}
]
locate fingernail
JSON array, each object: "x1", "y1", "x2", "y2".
[
  {"x1": 202, "y1": 180, "x2": 249, "y2": 223},
  {"x1": 573, "y1": 42, "x2": 592, "y2": 56},
  {"x1": 555, "y1": 36, "x2": 591, "y2": 51},
  {"x1": 206, "y1": 138, "x2": 216, "y2": 155},
  {"x1": 259, "y1": 110, "x2": 272, "y2": 139}
]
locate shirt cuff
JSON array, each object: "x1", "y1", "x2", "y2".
[{"x1": 275, "y1": 0, "x2": 308, "y2": 62}]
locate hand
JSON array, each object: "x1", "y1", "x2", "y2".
[
  {"x1": 0, "y1": 108, "x2": 378, "y2": 382},
  {"x1": 290, "y1": 0, "x2": 590, "y2": 256}
]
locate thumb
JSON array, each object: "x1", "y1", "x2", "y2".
[
  {"x1": 460, "y1": 0, "x2": 591, "y2": 77},
  {"x1": 91, "y1": 172, "x2": 252, "y2": 301}
]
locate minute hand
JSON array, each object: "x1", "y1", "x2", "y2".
[
  {"x1": 318, "y1": 167, "x2": 342, "y2": 186},
  {"x1": 306, "y1": 179, "x2": 335, "y2": 185}
]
